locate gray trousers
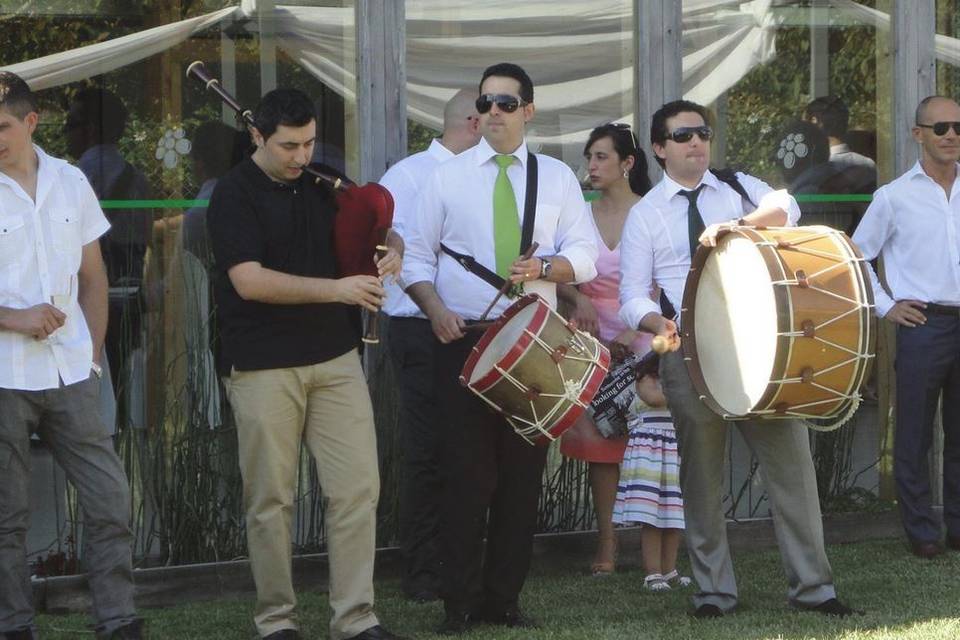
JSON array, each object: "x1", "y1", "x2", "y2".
[
  {"x1": 660, "y1": 350, "x2": 836, "y2": 611},
  {"x1": 0, "y1": 377, "x2": 138, "y2": 637}
]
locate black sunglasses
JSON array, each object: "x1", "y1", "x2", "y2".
[
  {"x1": 917, "y1": 121, "x2": 960, "y2": 136},
  {"x1": 476, "y1": 94, "x2": 527, "y2": 114},
  {"x1": 598, "y1": 122, "x2": 640, "y2": 151},
  {"x1": 665, "y1": 126, "x2": 713, "y2": 143}
]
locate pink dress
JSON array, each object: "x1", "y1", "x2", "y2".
[{"x1": 560, "y1": 215, "x2": 652, "y2": 464}]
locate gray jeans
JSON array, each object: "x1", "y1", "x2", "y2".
[
  {"x1": 660, "y1": 350, "x2": 836, "y2": 611},
  {"x1": 0, "y1": 376, "x2": 138, "y2": 637}
]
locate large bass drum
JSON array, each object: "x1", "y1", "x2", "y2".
[{"x1": 681, "y1": 225, "x2": 875, "y2": 424}]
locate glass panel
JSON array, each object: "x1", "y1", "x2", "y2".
[
  {"x1": 681, "y1": 0, "x2": 890, "y2": 518},
  {"x1": 936, "y1": 1, "x2": 960, "y2": 98},
  {"x1": 2, "y1": 0, "x2": 356, "y2": 568},
  {"x1": 404, "y1": 2, "x2": 635, "y2": 176}
]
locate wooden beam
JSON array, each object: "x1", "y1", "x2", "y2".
[{"x1": 893, "y1": 0, "x2": 935, "y2": 175}]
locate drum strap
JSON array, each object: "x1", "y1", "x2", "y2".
[
  {"x1": 710, "y1": 168, "x2": 756, "y2": 210},
  {"x1": 441, "y1": 152, "x2": 539, "y2": 292}
]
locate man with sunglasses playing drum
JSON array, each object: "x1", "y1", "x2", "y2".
[
  {"x1": 852, "y1": 96, "x2": 960, "y2": 560},
  {"x1": 403, "y1": 63, "x2": 597, "y2": 635},
  {"x1": 619, "y1": 99, "x2": 854, "y2": 618}
]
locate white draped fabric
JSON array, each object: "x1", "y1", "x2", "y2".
[{"x1": 3, "y1": 1, "x2": 959, "y2": 145}]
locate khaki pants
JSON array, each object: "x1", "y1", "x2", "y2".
[{"x1": 225, "y1": 349, "x2": 380, "y2": 639}]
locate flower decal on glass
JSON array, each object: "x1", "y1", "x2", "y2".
[
  {"x1": 776, "y1": 132, "x2": 808, "y2": 170},
  {"x1": 156, "y1": 128, "x2": 192, "y2": 169}
]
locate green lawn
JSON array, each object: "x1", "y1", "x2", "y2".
[{"x1": 37, "y1": 538, "x2": 960, "y2": 639}]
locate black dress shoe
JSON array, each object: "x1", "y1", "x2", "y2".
[
  {"x1": 2, "y1": 628, "x2": 35, "y2": 640},
  {"x1": 693, "y1": 604, "x2": 724, "y2": 618},
  {"x1": 476, "y1": 607, "x2": 539, "y2": 628},
  {"x1": 344, "y1": 624, "x2": 408, "y2": 640},
  {"x1": 262, "y1": 629, "x2": 300, "y2": 640},
  {"x1": 107, "y1": 619, "x2": 145, "y2": 640},
  {"x1": 947, "y1": 536, "x2": 960, "y2": 551},
  {"x1": 437, "y1": 612, "x2": 472, "y2": 636},
  {"x1": 804, "y1": 598, "x2": 860, "y2": 617},
  {"x1": 909, "y1": 539, "x2": 944, "y2": 559}
]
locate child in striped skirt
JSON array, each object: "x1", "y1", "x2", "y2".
[{"x1": 613, "y1": 353, "x2": 690, "y2": 592}]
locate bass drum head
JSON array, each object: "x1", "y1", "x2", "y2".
[
  {"x1": 468, "y1": 301, "x2": 540, "y2": 385},
  {"x1": 694, "y1": 234, "x2": 779, "y2": 416}
]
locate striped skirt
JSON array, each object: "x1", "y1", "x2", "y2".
[{"x1": 613, "y1": 410, "x2": 685, "y2": 529}]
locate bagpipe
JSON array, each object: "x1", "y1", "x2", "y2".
[{"x1": 186, "y1": 61, "x2": 395, "y2": 344}]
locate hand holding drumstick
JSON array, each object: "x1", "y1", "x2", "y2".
[{"x1": 641, "y1": 312, "x2": 681, "y2": 354}]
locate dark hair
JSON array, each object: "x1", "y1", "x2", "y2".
[
  {"x1": 253, "y1": 88, "x2": 316, "y2": 140},
  {"x1": 772, "y1": 120, "x2": 830, "y2": 187},
  {"x1": 584, "y1": 124, "x2": 652, "y2": 196},
  {"x1": 804, "y1": 95, "x2": 849, "y2": 138},
  {"x1": 69, "y1": 88, "x2": 128, "y2": 143},
  {"x1": 649, "y1": 100, "x2": 711, "y2": 167},
  {"x1": 192, "y1": 121, "x2": 242, "y2": 178},
  {"x1": 633, "y1": 351, "x2": 660, "y2": 380},
  {"x1": 0, "y1": 71, "x2": 37, "y2": 119},
  {"x1": 479, "y1": 63, "x2": 534, "y2": 104}
]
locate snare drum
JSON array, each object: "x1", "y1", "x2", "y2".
[
  {"x1": 460, "y1": 295, "x2": 610, "y2": 444},
  {"x1": 681, "y1": 225, "x2": 874, "y2": 420}
]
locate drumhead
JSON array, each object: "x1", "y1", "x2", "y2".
[
  {"x1": 695, "y1": 235, "x2": 779, "y2": 415},
  {"x1": 469, "y1": 301, "x2": 540, "y2": 385}
]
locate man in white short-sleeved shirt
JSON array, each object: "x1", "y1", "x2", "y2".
[
  {"x1": 619, "y1": 99, "x2": 853, "y2": 619},
  {"x1": 852, "y1": 96, "x2": 960, "y2": 559},
  {"x1": 0, "y1": 71, "x2": 142, "y2": 640},
  {"x1": 378, "y1": 88, "x2": 480, "y2": 603}
]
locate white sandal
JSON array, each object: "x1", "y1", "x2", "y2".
[
  {"x1": 643, "y1": 573, "x2": 671, "y2": 592},
  {"x1": 663, "y1": 569, "x2": 692, "y2": 587}
]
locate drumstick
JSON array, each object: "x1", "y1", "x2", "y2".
[{"x1": 478, "y1": 242, "x2": 540, "y2": 322}]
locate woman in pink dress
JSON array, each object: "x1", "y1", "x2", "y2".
[{"x1": 559, "y1": 123, "x2": 652, "y2": 575}]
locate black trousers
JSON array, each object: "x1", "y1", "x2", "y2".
[
  {"x1": 434, "y1": 332, "x2": 548, "y2": 616},
  {"x1": 388, "y1": 317, "x2": 443, "y2": 596}
]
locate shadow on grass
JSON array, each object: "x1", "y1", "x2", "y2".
[{"x1": 37, "y1": 538, "x2": 960, "y2": 640}]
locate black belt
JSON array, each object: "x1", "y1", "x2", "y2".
[{"x1": 925, "y1": 303, "x2": 960, "y2": 316}]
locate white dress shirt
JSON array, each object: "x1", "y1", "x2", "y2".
[
  {"x1": 402, "y1": 136, "x2": 598, "y2": 320},
  {"x1": 379, "y1": 138, "x2": 455, "y2": 318},
  {"x1": 619, "y1": 170, "x2": 800, "y2": 331},
  {"x1": 0, "y1": 145, "x2": 110, "y2": 390},
  {"x1": 852, "y1": 161, "x2": 960, "y2": 317}
]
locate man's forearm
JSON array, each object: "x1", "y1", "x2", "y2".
[
  {"x1": 386, "y1": 228, "x2": 404, "y2": 256},
  {"x1": 77, "y1": 273, "x2": 108, "y2": 359},
  {"x1": 543, "y1": 255, "x2": 576, "y2": 284},
  {"x1": 406, "y1": 281, "x2": 446, "y2": 318},
  {"x1": 0, "y1": 307, "x2": 17, "y2": 333},
  {"x1": 744, "y1": 206, "x2": 788, "y2": 227},
  {"x1": 230, "y1": 263, "x2": 340, "y2": 304}
]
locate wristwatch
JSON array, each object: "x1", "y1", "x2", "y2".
[
  {"x1": 539, "y1": 257, "x2": 553, "y2": 280},
  {"x1": 91, "y1": 361, "x2": 103, "y2": 378}
]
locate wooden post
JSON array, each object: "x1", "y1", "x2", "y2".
[
  {"x1": 633, "y1": 0, "x2": 681, "y2": 184},
  {"x1": 356, "y1": 0, "x2": 407, "y2": 183}
]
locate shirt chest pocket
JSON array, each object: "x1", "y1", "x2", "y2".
[
  {"x1": 0, "y1": 214, "x2": 26, "y2": 267},
  {"x1": 47, "y1": 208, "x2": 83, "y2": 257}
]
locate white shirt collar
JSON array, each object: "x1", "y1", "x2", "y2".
[
  {"x1": 426, "y1": 138, "x2": 456, "y2": 162},
  {"x1": 474, "y1": 136, "x2": 529, "y2": 169},
  {"x1": 661, "y1": 168, "x2": 719, "y2": 201}
]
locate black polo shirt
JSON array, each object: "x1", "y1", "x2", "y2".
[{"x1": 207, "y1": 157, "x2": 358, "y2": 373}]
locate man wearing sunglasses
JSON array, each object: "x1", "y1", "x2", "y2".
[
  {"x1": 852, "y1": 95, "x2": 960, "y2": 560},
  {"x1": 403, "y1": 63, "x2": 597, "y2": 634},
  {"x1": 619, "y1": 99, "x2": 854, "y2": 618}
]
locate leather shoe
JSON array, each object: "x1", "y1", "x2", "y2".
[
  {"x1": 437, "y1": 612, "x2": 472, "y2": 636},
  {"x1": 107, "y1": 619, "x2": 145, "y2": 639},
  {"x1": 262, "y1": 629, "x2": 300, "y2": 640},
  {"x1": 344, "y1": 624, "x2": 408, "y2": 640},
  {"x1": 2, "y1": 628, "x2": 36, "y2": 640},
  {"x1": 909, "y1": 539, "x2": 944, "y2": 559},
  {"x1": 947, "y1": 536, "x2": 960, "y2": 551},
  {"x1": 804, "y1": 598, "x2": 860, "y2": 617},
  {"x1": 475, "y1": 607, "x2": 539, "y2": 628},
  {"x1": 693, "y1": 604, "x2": 724, "y2": 618}
]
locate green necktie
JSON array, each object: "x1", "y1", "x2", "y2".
[{"x1": 493, "y1": 154, "x2": 521, "y2": 279}]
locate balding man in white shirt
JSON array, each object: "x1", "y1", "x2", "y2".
[
  {"x1": 379, "y1": 89, "x2": 480, "y2": 603},
  {"x1": 0, "y1": 72, "x2": 142, "y2": 640},
  {"x1": 403, "y1": 63, "x2": 596, "y2": 634},
  {"x1": 852, "y1": 95, "x2": 960, "y2": 560},
  {"x1": 620, "y1": 99, "x2": 853, "y2": 619}
]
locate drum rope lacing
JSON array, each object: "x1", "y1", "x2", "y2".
[
  {"x1": 483, "y1": 328, "x2": 608, "y2": 444},
  {"x1": 749, "y1": 234, "x2": 874, "y2": 423}
]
